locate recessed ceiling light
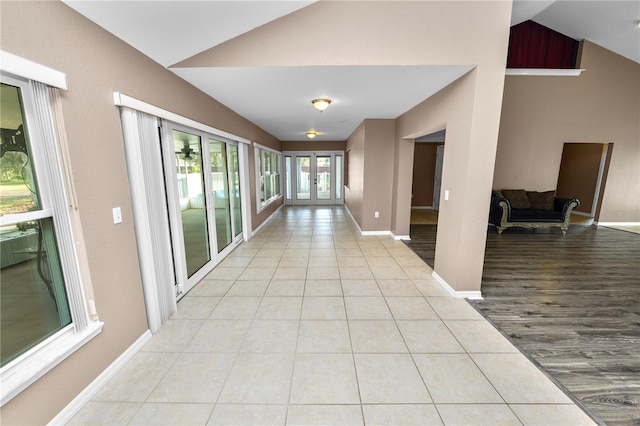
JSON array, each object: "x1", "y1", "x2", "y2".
[{"x1": 311, "y1": 98, "x2": 332, "y2": 112}]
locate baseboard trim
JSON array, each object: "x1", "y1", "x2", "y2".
[
  {"x1": 251, "y1": 204, "x2": 284, "y2": 236},
  {"x1": 432, "y1": 271, "x2": 483, "y2": 300},
  {"x1": 391, "y1": 233, "x2": 410, "y2": 241},
  {"x1": 361, "y1": 230, "x2": 391, "y2": 236},
  {"x1": 49, "y1": 330, "x2": 153, "y2": 425},
  {"x1": 597, "y1": 221, "x2": 640, "y2": 227}
]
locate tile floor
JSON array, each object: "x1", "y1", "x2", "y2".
[{"x1": 70, "y1": 206, "x2": 596, "y2": 425}]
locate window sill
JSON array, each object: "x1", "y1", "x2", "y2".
[
  {"x1": 1, "y1": 320, "x2": 104, "y2": 406},
  {"x1": 257, "y1": 194, "x2": 283, "y2": 213}
]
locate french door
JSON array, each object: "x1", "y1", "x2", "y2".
[
  {"x1": 162, "y1": 122, "x2": 244, "y2": 297},
  {"x1": 284, "y1": 152, "x2": 343, "y2": 205}
]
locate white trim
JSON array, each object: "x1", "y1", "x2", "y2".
[
  {"x1": 0, "y1": 50, "x2": 67, "y2": 89},
  {"x1": 254, "y1": 142, "x2": 282, "y2": 154},
  {"x1": 432, "y1": 271, "x2": 483, "y2": 300},
  {"x1": 0, "y1": 208, "x2": 54, "y2": 227},
  {"x1": 505, "y1": 68, "x2": 585, "y2": 76},
  {"x1": 598, "y1": 222, "x2": 640, "y2": 227},
  {"x1": 252, "y1": 204, "x2": 284, "y2": 235},
  {"x1": 361, "y1": 230, "x2": 391, "y2": 236},
  {"x1": 113, "y1": 92, "x2": 250, "y2": 145},
  {"x1": 48, "y1": 330, "x2": 152, "y2": 426},
  {"x1": 1, "y1": 321, "x2": 103, "y2": 406},
  {"x1": 239, "y1": 143, "x2": 252, "y2": 241},
  {"x1": 591, "y1": 144, "x2": 608, "y2": 217},
  {"x1": 391, "y1": 232, "x2": 410, "y2": 240}
]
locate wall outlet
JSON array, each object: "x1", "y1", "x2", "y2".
[
  {"x1": 112, "y1": 207, "x2": 123, "y2": 224},
  {"x1": 374, "y1": 211, "x2": 379, "y2": 218}
]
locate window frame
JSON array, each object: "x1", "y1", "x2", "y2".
[
  {"x1": 254, "y1": 143, "x2": 283, "y2": 212},
  {"x1": 0, "y1": 63, "x2": 102, "y2": 406}
]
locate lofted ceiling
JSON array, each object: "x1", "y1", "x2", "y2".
[{"x1": 63, "y1": 0, "x2": 639, "y2": 142}]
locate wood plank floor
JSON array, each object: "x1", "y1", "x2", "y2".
[{"x1": 404, "y1": 224, "x2": 640, "y2": 426}]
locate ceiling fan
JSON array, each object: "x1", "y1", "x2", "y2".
[{"x1": 176, "y1": 141, "x2": 194, "y2": 160}]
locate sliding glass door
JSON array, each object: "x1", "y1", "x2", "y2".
[{"x1": 163, "y1": 123, "x2": 245, "y2": 297}]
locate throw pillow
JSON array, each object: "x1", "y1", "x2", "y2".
[
  {"x1": 502, "y1": 189, "x2": 531, "y2": 209},
  {"x1": 527, "y1": 190, "x2": 556, "y2": 210}
]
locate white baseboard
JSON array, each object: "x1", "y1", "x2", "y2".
[
  {"x1": 432, "y1": 271, "x2": 483, "y2": 300},
  {"x1": 49, "y1": 330, "x2": 152, "y2": 425},
  {"x1": 391, "y1": 233, "x2": 410, "y2": 240},
  {"x1": 344, "y1": 205, "x2": 407, "y2": 239},
  {"x1": 361, "y1": 230, "x2": 391, "y2": 236},
  {"x1": 251, "y1": 204, "x2": 284, "y2": 236},
  {"x1": 597, "y1": 221, "x2": 640, "y2": 227}
]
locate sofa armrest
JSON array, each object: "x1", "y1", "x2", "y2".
[
  {"x1": 554, "y1": 197, "x2": 580, "y2": 216},
  {"x1": 489, "y1": 197, "x2": 510, "y2": 226}
]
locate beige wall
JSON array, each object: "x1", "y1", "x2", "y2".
[
  {"x1": 281, "y1": 141, "x2": 346, "y2": 152},
  {"x1": 494, "y1": 41, "x2": 640, "y2": 222},
  {"x1": 362, "y1": 120, "x2": 396, "y2": 231},
  {"x1": 345, "y1": 122, "x2": 365, "y2": 226},
  {"x1": 0, "y1": 1, "x2": 280, "y2": 423}
]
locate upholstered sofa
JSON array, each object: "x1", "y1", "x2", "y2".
[{"x1": 489, "y1": 189, "x2": 580, "y2": 235}]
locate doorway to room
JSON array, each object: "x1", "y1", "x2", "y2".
[
  {"x1": 410, "y1": 130, "x2": 445, "y2": 226},
  {"x1": 556, "y1": 142, "x2": 611, "y2": 221},
  {"x1": 284, "y1": 151, "x2": 344, "y2": 206}
]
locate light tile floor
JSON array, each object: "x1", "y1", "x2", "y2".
[{"x1": 70, "y1": 206, "x2": 596, "y2": 425}]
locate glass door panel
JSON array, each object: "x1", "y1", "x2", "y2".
[
  {"x1": 316, "y1": 156, "x2": 331, "y2": 200},
  {"x1": 209, "y1": 139, "x2": 232, "y2": 253},
  {"x1": 228, "y1": 144, "x2": 242, "y2": 238},
  {"x1": 173, "y1": 130, "x2": 210, "y2": 277},
  {"x1": 296, "y1": 156, "x2": 311, "y2": 200}
]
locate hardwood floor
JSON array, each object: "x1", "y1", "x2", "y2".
[{"x1": 405, "y1": 224, "x2": 640, "y2": 426}]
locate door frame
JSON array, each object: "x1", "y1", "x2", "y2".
[{"x1": 284, "y1": 151, "x2": 344, "y2": 206}]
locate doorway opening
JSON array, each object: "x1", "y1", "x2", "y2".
[
  {"x1": 284, "y1": 151, "x2": 344, "y2": 206},
  {"x1": 556, "y1": 142, "x2": 612, "y2": 224},
  {"x1": 410, "y1": 130, "x2": 445, "y2": 226},
  {"x1": 405, "y1": 129, "x2": 446, "y2": 268}
]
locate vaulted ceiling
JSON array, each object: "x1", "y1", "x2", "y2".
[{"x1": 63, "y1": 1, "x2": 639, "y2": 141}]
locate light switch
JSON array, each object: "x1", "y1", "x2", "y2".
[
  {"x1": 444, "y1": 190, "x2": 449, "y2": 201},
  {"x1": 112, "y1": 207, "x2": 123, "y2": 224}
]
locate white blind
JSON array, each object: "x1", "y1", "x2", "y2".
[{"x1": 119, "y1": 108, "x2": 177, "y2": 332}]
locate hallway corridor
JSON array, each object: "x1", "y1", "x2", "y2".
[{"x1": 69, "y1": 207, "x2": 594, "y2": 425}]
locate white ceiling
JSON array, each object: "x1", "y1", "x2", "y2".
[{"x1": 63, "y1": 0, "x2": 639, "y2": 142}]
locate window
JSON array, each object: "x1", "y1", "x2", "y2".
[
  {"x1": 0, "y1": 66, "x2": 100, "y2": 405},
  {"x1": 255, "y1": 144, "x2": 282, "y2": 211}
]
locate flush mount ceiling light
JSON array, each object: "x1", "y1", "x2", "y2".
[
  {"x1": 306, "y1": 130, "x2": 318, "y2": 139},
  {"x1": 311, "y1": 98, "x2": 332, "y2": 112}
]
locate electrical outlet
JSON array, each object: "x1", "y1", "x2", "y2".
[
  {"x1": 112, "y1": 207, "x2": 123, "y2": 224},
  {"x1": 374, "y1": 211, "x2": 379, "y2": 218}
]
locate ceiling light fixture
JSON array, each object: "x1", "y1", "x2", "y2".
[
  {"x1": 306, "y1": 130, "x2": 318, "y2": 139},
  {"x1": 311, "y1": 98, "x2": 332, "y2": 112}
]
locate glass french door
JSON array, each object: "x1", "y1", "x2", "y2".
[
  {"x1": 284, "y1": 152, "x2": 343, "y2": 205},
  {"x1": 163, "y1": 123, "x2": 244, "y2": 297}
]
